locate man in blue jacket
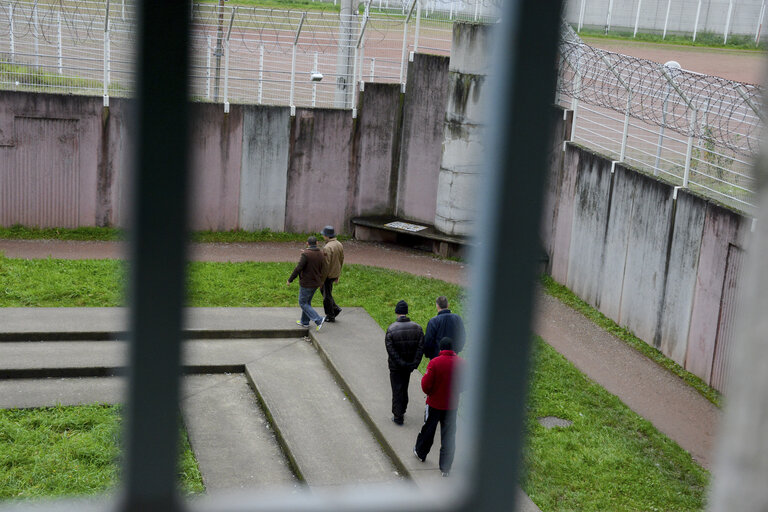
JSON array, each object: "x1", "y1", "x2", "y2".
[{"x1": 423, "y1": 296, "x2": 465, "y2": 359}]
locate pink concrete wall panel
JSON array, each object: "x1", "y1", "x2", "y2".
[
  {"x1": 566, "y1": 147, "x2": 614, "y2": 307},
  {"x1": 540, "y1": 109, "x2": 567, "y2": 271},
  {"x1": 615, "y1": 166, "x2": 675, "y2": 346},
  {"x1": 285, "y1": 109, "x2": 354, "y2": 233},
  {"x1": 188, "y1": 103, "x2": 243, "y2": 231},
  {"x1": 686, "y1": 204, "x2": 745, "y2": 383},
  {"x1": 395, "y1": 54, "x2": 450, "y2": 224},
  {"x1": 98, "y1": 98, "x2": 133, "y2": 228},
  {"x1": 658, "y1": 191, "x2": 707, "y2": 366},
  {"x1": 353, "y1": 83, "x2": 402, "y2": 217},
  {"x1": 0, "y1": 92, "x2": 101, "y2": 228},
  {"x1": 545, "y1": 142, "x2": 579, "y2": 284}
]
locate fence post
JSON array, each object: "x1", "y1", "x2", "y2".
[
  {"x1": 683, "y1": 108, "x2": 697, "y2": 188},
  {"x1": 620, "y1": 91, "x2": 631, "y2": 161},
  {"x1": 399, "y1": 0, "x2": 417, "y2": 92},
  {"x1": 605, "y1": 0, "x2": 614, "y2": 33},
  {"x1": 474, "y1": 0, "x2": 479, "y2": 21},
  {"x1": 654, "y1": 86, "x2": 671, "y2": 175},
  {"x1": 449, "y1": 2, "x2": 453, "y2": 20},
  {"x1": 724, "y1": 0, "x2": 733, "y2": 44},
  {"x1": 663, "y1": 0, "x2": 672, "y2": 39},
  {"x1": 578, "y1": 0, "x2": 586, "y2": 31},
  {"x1": 223, "y1": 7, "x2": 236, "y2": 113},
  {"x1": 103, "y1": 0, "x2": 110, "y2": 107},
  {"x1": 206, "y1": 35, "x2": 212, "y2": 99},
  {"x1": 33, "y1": 2, "x2": 39, "y2": 68},
  {"x1": 312, "y1": 52, "x2": 318, "y2": 107},
  {"x1": 57, "y1": 11, "x2": 63, "y2": 74},
  {"x1": 414, "y1": 0, "x2": 421, "y2": 53},
  {"x1": 290, "y1": 12, "x2": 305, "y2": 116},
  {"x1": 693, "y1": 0, "x2": 702, "y2": 41},
  {"x1": 756, "y1": 0, "x2": 766, "y2": 45},
  {"x1": 633, "y1": 0, "x2": 642, "y2": 37},
  {"x1": 571, "y1": 64, "x2": 581, "y2": 143},
  {"x1": 9, "y1": 4, "x2": 14, "y2": 64},
  {"x1": 370, "y1": 56, "x2": 375, "y2": 80},
  {"x1": 258, "y1": 44, "x2": 263, "y2": 104}
]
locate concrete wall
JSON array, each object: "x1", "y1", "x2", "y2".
[
  {"x1": 542, "y1": 117, "x2": 752, "y2": 391},
  {"x1": 395, "y1": 53, "x2": 451, "y2": 224}
]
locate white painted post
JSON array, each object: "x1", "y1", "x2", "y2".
[
  {"x1": 33, "y1": 2, "x2": 39, "y2": 67},
  {"x1": 654, "y1": 88, "x2": 670, "y2": 175},
  {"x1": 290, "y1": 44, "x2": 297, "y2": 115},
  {"x1": 122, "y1": 0, "x2": 125, "y2": 20},
  {"x1": 620, "y1": 92, "x2": 631, "y2": 161},
  {"x1": 693, "y1": 0, "x2": 702, "y2": 41},
  {"x1": 683, "y1": 108, "x2": 697, "y2": 188},
  {"x1": 399, "y1": 5, "x2": 410, "y2": 89},
  {"x1": 724, "y1": 0, "x2": 734, "y2": 44},
  {"x1": 756, "y1": 0, "x2": 766, "y2": 45},
  {"x1": 605, "y1": 0, "x2": 614, "y2": 33},
  {"x1": 103, "y1": 2, "x2": 110, "y2": 107},
  {"x1": 578, "y1": 0, "x2": 586, "y2": 31},
  {"x1": 352, "y1": 45, "x2": 358, "y2": 110},
  {"x1": 474, "y1": 0, "x2": 479, "y2": 21},
  {"x1": 633, "y1": 0, "x2": 642, "y2": 37},
  {"x1": 57, "y1": 11, "x2": 63, "y2": 74},
  {"x1": 449, "y1": 2, "x2": 454, "y2": 20},
  {"x1": 223, "y1": 39, "x2": 230, "y2": 113},
  {"x1": 663, "y1": 0, "x2": 672, "y2": 39},
  {"x1": 571, "y1": 67, "x2": 581, "y2": 142},
  {"x1": 9, "y1": 4, "x2": 14, "y2": 64},
  {"x1": 370, "y1": 57, "x2": 375, "y2": 80},
  {"x1": 258, "y1": 44, "x2": 263, "y2": 104},
  {"x1": 414, "y1": 0, "x2": 421, "y2": 53},
  {"x1": 206, "y1": 35, "x2": 212, "y2": 99},
  {"x1": 312, "y1": 52, "x2": 318, "y2": 107}
]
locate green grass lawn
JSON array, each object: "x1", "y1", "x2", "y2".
[
  {"x1": 0, "y1": 405, "x2": 203, "y2": 500},
  {"x1": 0, "y1": 255, "x2": 707, "y2": 510}
]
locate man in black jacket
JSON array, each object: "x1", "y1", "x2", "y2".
[
  {"x1": 424, "y1": 296, "x2": 465, "y2": 359},
  {"x1": 385, "y1": 300, "x2": 424, "y2": 425}
]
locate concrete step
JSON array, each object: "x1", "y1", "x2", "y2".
[{"x1": 244, "y1": 337, "x2": 402, "y2": 488}]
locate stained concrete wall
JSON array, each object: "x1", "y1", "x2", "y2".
[
  {"x1": 239, "y1": 105, "x2": 291, "y2": 232},
  {"x1": 284, "y1": 109, "x2": 354, "y2": 233},
  {"x1": 542, "y1": 117, "x2": 752, "y2": 391},
  {"x1": 396, "y1": 53, "x2": 450, "y2": 224}
]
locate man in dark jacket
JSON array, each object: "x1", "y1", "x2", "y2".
[
  {"x1": 286, "y1": 236, "x2": 326, "y2": 331},
  {"x1": 413, "y1": 337, "x2": 464, "y2": 477},
  {"x1": 423, "y1": 296, "x2": 465, "y2": 359},
  {"x1": 384, "y1": 300, "x2": 424, "y2": 425}
]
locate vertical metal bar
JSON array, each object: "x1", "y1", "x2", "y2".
[
  {"x1": 57, "y1": 11, "x2": 63, "y2": 74},
  {"x1": 449, "y1": 1, "x2": 454, "y2": 20},
  {"x1": 473, "y1": 0, "x2": 479, "y2": 21},
  {"x1": 122, "y1": 0, "x2": 125, "y2": 20},
  {"x1": 663, "y1": 0, "x2": 672, "y2": 38},
  {"x1": 121, "y1": 0, "x2": 190, "y2": 507},
  {"x1": 206, "y1": 35, "x2": 212, "y2": 99},
  {"x1": 352, "y1": 45, "x2": 359, "y2": 110},
  {"x1": 755, "y1": 0, "x2": 766, "y2": 45},
  {"x1": 693, "y1": 0, "x2": 702, "y2": 41},
  {"x1": 571, "y1": 68, "x2": 581, "y2": 142},
  {"x1": 620, "y1": 91, "x2": 631, "y2": 161},
  {"x1": 399, "y1": 9, "x2": 409, "y2": 89},
  {"x1": 290, "y1": 43, "x2": 297, "y2": 115},
  {"x1": 578, "y1": 0, "x2": 586, "y2": 31},
  {"x1": 654, "y1": 89, "x2": 670, "y2": 175},
  {"x1": 312, "y1": 51, "x2": 318, "y2": 107},
  {"x1": 605, "y1": 0, "x2": 614, "y2": 33},
  {"x1": 633, "y1": 0, "x2": 642, "y2": 37},
  {"x1": 223, "y1": 39, "x2": 230, "y2": 113},
  {"x1": 370, "y1": 56, "x2": 375, "y2": 80},
  {"x1": 9, "y1": 4, "x2": 14, "y2": 64},
  {"x1": 414, "y1": 0, "x2": 421, "y2": 53},
  {"x1": 683, "y1": 108, "x2": 697, "y2": 188},
  {"x1": 724, "y1": 0, "x2": 733, "y2": 44},
  {"x1": 258, "y1": 44, "x2": 263, "y2": 104},
  {"x1": 465, "y1": 0, "x2": 564, "y2": 509}
]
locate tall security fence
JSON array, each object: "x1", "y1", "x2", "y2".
[
  {"x1": 564, "y1": 0, "x2": 768, "y2": 44},
  {"x1": 556, "y1": 23, "x2": 761, "y2": 212}
]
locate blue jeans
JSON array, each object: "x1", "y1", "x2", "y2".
[{"x1": 298, "y1": 286, "x2": 323, "y2": 326}]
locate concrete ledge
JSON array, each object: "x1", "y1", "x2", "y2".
[{"x1": 352, "y1": 216, "x2": 469, "y2": 259}]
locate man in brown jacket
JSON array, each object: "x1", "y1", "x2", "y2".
[
  {"x1": 287, "y1": 236, "x2": 326, "y2": 331},
  {"x1": 320, "y1": 225, "x2": 344, "y2": 322}
]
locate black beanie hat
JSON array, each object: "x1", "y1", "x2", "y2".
[
  {"x1": 395, "y1": 300, "x2": 408, "y2": 315},
  {"x1": 439, "y1": 337, "x2": 454, "y2": 351}
]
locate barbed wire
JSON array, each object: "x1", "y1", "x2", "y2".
[{"x1": 557, "y1": 22, "x2": 763, "y2": 155}]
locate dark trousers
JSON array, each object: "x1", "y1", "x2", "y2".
[
  {"x1": 414, "y1": 405, "x2": 458, "y2": 473},
  {"x1": 389, "y1": 369, "x2": 412, "y2": 423},
  {"x1": 321, "y1": 278, "x2": 341, "y2": 319}
]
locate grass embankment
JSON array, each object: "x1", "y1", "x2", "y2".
[
  {"x1": 0, "y1": 225, "x2": 348, "y2": 243},
  {"x1": 0, "y1": 405, "x2": 203, "y2": 500},
  {"x1": 579, "y1": 28, "x2": 767, "y2": 51},
  {"x1": 0, "y1": 255, "x2": 708, "y2": 509},
  {"x1": 540, "y1": 274, "x2": 722, "y2": 408}
]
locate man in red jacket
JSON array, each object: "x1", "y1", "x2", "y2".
[{"x1": 413, "y1": 336, "x2": 464, "y2": 477}]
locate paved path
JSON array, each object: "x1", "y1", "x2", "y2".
[{"x1": 0, "y1": 239, "x2": 720, "y2": 469}]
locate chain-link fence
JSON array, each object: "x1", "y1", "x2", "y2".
[
  {"x1": 557, "y1": 22, "x2": 761, "y2": 211},
  {"x1": 564, "y1": 0, "x2": 768, "y2": 44}
]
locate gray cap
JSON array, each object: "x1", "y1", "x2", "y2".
[{"x1": 322, "y1": 226, "x2": 336, "y2": 237}]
